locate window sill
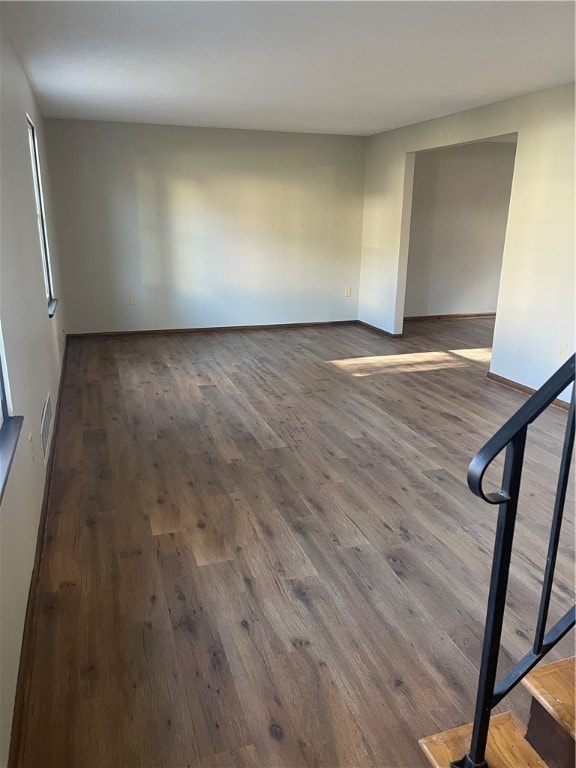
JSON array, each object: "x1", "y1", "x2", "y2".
[
  {"x1": 48, "y1": 298, "x2": 58, "y2": 318},
  {"x1": 0, "y1": 415, "x2": 24, "y2": 504}
]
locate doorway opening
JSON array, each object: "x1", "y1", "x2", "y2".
[{"x1": 399, "y1": 134, "x2": 518, "y2": 354}]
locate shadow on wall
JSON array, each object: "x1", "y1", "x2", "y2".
[
  {"x1": 55, "y1": 125, "x2": 366, "y2": 333},
  {"x1": 131, "y1": 165, "x2": 343, "y2": 312}
]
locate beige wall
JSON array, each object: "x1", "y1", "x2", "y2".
[
  {"x1": 0, "y1": 25, "x2": 67, "y2": 765},
  {"x1": 46, "y1": 120, "x2": 366, "y2": 334},
  {"x1": 360, "y1": 84, "x2": 574, "y2": 394},
  {"x1": 404, "y1": 141, "x2": 516, "y2": 317}
]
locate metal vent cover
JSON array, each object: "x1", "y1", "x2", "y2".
[{"x1": 40, "y1": 392, "x2": 53, "y2": 462}]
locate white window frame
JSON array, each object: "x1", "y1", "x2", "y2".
[
  {"x1": 0, "y1": 363, "x2": 7, "y2": 428},
  {"x1": 27, "y1": 115, "x2": 57, "y2": 316}
]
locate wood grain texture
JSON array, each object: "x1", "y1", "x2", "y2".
[
  {"x1": 67, "y1": 320, "x2": 357, "y2": 339},
  {"x1": 13, "y1": 318, "x2": 575, "y2": 767},
  {"x1": 419, "y1": 711, "x2": 547, "y2": 768},
  {"x1": 403, "y1": 313, "x2": 496, "y2": 320},
  {"x1": 486, "y1": 372, "x2": 571, "y2": 411},
  {"x1": 523, "y1": 657, "x2": 575, "y2": 737}
]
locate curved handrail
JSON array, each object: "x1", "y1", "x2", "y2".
[
  {"x1": 468, "y1": 355, "x2": 575, "y2": 504},
  {"x1": 455, "y1": 354, "x2": 575, "y2": 768}
]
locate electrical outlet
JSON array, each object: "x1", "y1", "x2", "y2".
[
  {"x1": 344, "y1": 287, "x2": 352, "y2": 298},
  {"x1": 557, "y1": 342, "x2": 569, "y2": 360},
  {"x1": 128, "y1": 295, "x2": 138, "y2": 305},
  {"x1": 28, "y1": 433, "x2": 35, "y2": 464}
]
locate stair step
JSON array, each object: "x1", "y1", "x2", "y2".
[
  {"x1": 522, "y1": 657, "x2": 575, "y2": 739},
  {"x1": 525, "y1": 697, "x2": 575, "y2": 768},
  {"x1": 419, "y1": 711, "x2": 548, "y2": 768}
]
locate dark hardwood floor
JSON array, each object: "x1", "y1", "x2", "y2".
[{"x1": 16, "y1": 318, "x2": 574, "y2": 767}]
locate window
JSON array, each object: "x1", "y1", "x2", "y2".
[
  {"x1": 27, "y1": 116, "x2": 57, "y2": 317},
  {"x1": 0, "y1": 332, "x2": 23, "y2": 504},
  {"x1": 0, "y1": 362, "x2": 7, "y2": 426}
]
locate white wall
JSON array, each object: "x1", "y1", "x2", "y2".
[
  {"x1": 0, "y1": 24, "x2": 67, "y2": 765},
  {"x1": 404, "y1": 141, "x2": 516, "y2": 317},
  {"x1": 45, "y1": 120, "x2": 366, "y2": 334},
  {"x1": 360, "y1": 84, "x2": 574, "y2": 394}
]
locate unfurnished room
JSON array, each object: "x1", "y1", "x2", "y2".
[{"x1": 0, "y1": 2, "x2": 574, "y2": 767}]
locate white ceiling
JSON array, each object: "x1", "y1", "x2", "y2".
[{"x1": 2, "y1": 1, "x2": 574, "y2": 136}]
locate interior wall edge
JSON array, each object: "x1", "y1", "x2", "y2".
[{"x1": 7, "y1": 339, "x2": 69, "y2": 768}]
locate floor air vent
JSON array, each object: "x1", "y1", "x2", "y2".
[{"x1": 40, "y1": 392, "x2": 53, "y2": 463}]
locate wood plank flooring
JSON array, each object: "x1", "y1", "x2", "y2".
[{"x1": 16, "y1": 318, "x2": 575, "y2": 767}]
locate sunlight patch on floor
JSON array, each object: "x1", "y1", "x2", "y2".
[
  {"x1": 328, "y1": 350, "x2": 471, "y2": 377},
  {"x1": 450, "y1": 347, "x2": 492, "y2": 363}
]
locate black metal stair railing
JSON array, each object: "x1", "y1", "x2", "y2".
[{"x1": 452, "y1": 354, "x2": 575, "y2": 768}]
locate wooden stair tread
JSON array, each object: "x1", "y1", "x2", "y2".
[
  {"x1": 522, "y1": 657, "x2": 575, "y2": 739},
  {"x1": 419, "y1": 711, "x2": 548, "y2": 768}
]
